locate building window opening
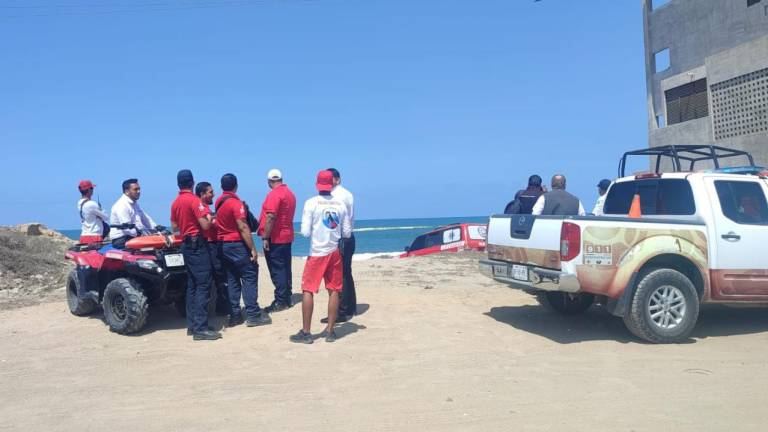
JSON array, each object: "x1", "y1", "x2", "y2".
[
  {"x1": 654, "y1": 48, "x2": 670, "y2": 73},
  {"x1": 656, "y1": 114, "x2": 666, "y2": 128},
  {"x1": 652, "y1": 0, "x2": 672, "y2": 10},
  {"x1": 747, "y1": 0, "x2": 761, "y2": 7},
  {"x1": 664, "y1": 78, "x2": 709, "y2": 125}
]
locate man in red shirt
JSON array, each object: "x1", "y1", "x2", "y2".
[
  {"x1": 196, "y1": 181, "x2": 229, "y2": 316},
  {"x1": 258, "y1": 169, "x2": 297, "y2": 313},
  {"x1": 170, "y1": 170, "x2": 221, "y2": 341},
  {"x1": 215, "y1": 173, "x2": 272, "y2": 328}
]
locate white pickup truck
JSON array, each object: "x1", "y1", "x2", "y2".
[{"x1": 480, "y1": 146, "x2": 768, "y2": 343}]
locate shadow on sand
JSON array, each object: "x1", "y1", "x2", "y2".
[{"x1": 485, "y1": 303, "x2": 768, "y2": 344}]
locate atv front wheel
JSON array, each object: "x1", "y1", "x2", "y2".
[
  {"x1": 66, "y1": 270, "x2": 96, "y2": 316},
  {"x1": 103, "y1": 278, "x2": 148, "y2": 334},
  {"x1": 539, "y1": 291, "x2": 595, "y2": 315}
]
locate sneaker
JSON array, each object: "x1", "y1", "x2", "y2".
[
  {"x1": 227, "y1": 314, "x2": 244, "y2": 327},
  {"x1": 264, "y1": 302, "x2": 290, "y2": 313},
  {"x1": 187, "y1": 326, "x2": 215, "y2": 336},
  {"x1": 320, "y1": 314, "x2": 352, "y2": 324},
  {"x1": 246, "y1": 313, "x2": 272, "y2": 327},
  {"x1": 289, "y1": 330, "x2": 313, "y2": 344},
  {"x1": 192, "y1": 329, "x2": 222, "y2": 341},
  {"x1": 325, "y1": 330, "x2": 338, "y2": 343}
]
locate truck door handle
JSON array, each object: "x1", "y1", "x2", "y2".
[{"x1": 721, "y1": 232, "x2": 741, "y2": 241}]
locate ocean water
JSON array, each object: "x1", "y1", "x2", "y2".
[{"x1": 60, "y1": 216, "x2": 489, "y2": 259}]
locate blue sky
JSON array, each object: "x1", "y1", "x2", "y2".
[{"x1": 0, "y1": 0, "x2": 647, "y2": 229}]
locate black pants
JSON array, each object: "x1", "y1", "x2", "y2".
[
  {"x1": 207, "y1": 241, "x2": 230, "y2": 314},
  {"x1": 181, "y1": 237, "x2": 213, "y2": 333},
  {"x1": 264, "y1": 242, "x2": 293, "y2": 306},
  {"x1": 338, "y1": 235, "x2": 357, "y2": 316},
  {"x1": 219, "y1": 241, "x2": 260, "y2": 318}
]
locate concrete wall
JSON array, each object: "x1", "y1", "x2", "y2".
[{"x1": 642, "y1": 0, "x2": 768, "y2": 166}]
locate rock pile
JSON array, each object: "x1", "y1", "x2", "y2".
[{"x1": 0, "y1": 224, "x2": 74, "y2": 309}]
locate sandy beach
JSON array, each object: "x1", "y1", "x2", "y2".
[{"x1": 1, "y1": 251, "x2": 768, "y2": 431}]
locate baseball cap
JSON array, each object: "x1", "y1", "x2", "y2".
[
  {"x1": 78, "y1": 180, "x2": 95, "y2": 192},
  {"x1": 316, "y1": 170, "x2": 334, "y2": 192},
  {"x1": 267, "y1": 169, "x2": 282, "y2": 181},
  {"x1": 597, "y1": 179, "x2": 612, "y2": 190}
]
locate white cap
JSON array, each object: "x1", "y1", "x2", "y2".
[{"x1": 267, "y1": 169, "x2": 282, "y2": 181}]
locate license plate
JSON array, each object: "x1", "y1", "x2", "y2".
[
  {"x1": 164, "y1": 254, "x2": 185, "y2": 267},
  {"x1": 511, "y1": 264, "x2": 528, "y2": 281}
]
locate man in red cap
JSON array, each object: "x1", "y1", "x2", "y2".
[
  {"x1": 77, "y1": 180, "x2": 109, "y2": 244},
  {"x1": 290, "y1": 170, "x2": 352, "y2": 344}
]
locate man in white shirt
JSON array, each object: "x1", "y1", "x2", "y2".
[
  {"x1": 592, "y1": 179, "x2": 611, "y2": 216},
  {"x1": 290, "y1": 170, "x2": 352, "y2": 344},
  {"x1": 531, "y1": 174, "x2": 586, "y2": 216},
  {"x1": 324, "y1": 167, "x2": 357, "y2": 323},
  {"x1": 77, "y1": 180, "x2": 109, "y2": 244},
  {"x1": 109, "y1": 178, "x2": 158, "y2": 249}
]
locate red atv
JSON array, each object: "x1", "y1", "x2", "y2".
[{"x1": 65, "y1": 224, "x2": 192, "y2": 334}]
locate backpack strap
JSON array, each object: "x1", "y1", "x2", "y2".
[
  {"x1": 79, "y1": 200, "x2": 89, "y2": 221},
  {"x1": 215, "y1": 195, "x2": 233, "y2": 212}
]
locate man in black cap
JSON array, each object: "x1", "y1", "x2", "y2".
[
  {"x1": 592, "y1": 179, "x2": 612, "y2": 216},
  {"x1": 170, "y1": 169, "x2": 221, "y2": 341},
  {"x1": 504, "y1": 175, "x2": 546, "y2": 215}
]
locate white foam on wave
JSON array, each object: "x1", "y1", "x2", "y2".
[
  {"x1": 353, "y1": 226, "x2": 431, "y2": 233},
  {"x1": 351, "y1": 251, "x2": 402, "y2": 261}
]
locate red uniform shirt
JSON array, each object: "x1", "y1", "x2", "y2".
[
  {"x1": 201, "y1": 205, "x2": 217, "y2": 242},
  {"x1": 170, "y1": 190, "x2": 207, "y2": 238},
  {"x1": 215, "y1": 192, "x2": 247, "y2": 242},
  {"x1": 257, "y1": 184, "x2": 297, "y2": 244}
]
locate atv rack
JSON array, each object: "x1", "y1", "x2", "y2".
[{"x1": 618, "y1": 145, "x2": 757, "y2": 177}]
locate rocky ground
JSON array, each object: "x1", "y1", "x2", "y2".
[{"x1": 0, "y1": 224, "x2": 74, "y2": 309}]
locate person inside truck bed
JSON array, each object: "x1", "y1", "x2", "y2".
[
  {"x1": 531, "y1": 174, "x2": 586, "y2": 216},
  {"x1": 504, "y1": 174, "x2": 546, "y2": 214}
]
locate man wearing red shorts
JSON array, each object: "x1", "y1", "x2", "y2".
[{"x1": 290, "y1": 170, "x2": 352, "y2": 344}]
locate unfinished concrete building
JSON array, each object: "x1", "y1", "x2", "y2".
[{"x1": 643, "y1": 0, "x2": 768, "y2": 166}]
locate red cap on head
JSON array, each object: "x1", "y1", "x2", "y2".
[
  {"x1": 78, "y1": 180, "x2": 95, "y2": 192},
  {"x1": 316, "y1": 170, "x2": 334, "y2": 192}
]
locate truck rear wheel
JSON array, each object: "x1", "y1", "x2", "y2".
[
  {"x1": 623, "y1": 268, "x2": 699, "y2": 344},
  {"x1": 103, "y1": 278, "x2": 148, "y2": 334},
  {"x1": 66, "y1": 270, "x2": 96, "y2": 316},
  {"x1": 539, "y1": 291, "x2": 594, "y2": 315}
]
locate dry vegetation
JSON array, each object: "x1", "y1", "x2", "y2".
[{"x1": 0, "y1": 224, "x2": 73, "y2": 309}]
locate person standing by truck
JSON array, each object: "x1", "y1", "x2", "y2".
[
  {"x1": 258, "y1": 169, "x2": 297, "y2": 314},
  {"x1": 592, "y1": 179, "x2": 611, "y2": 216},
  {"x1": 170, "y1": 170, "x2": 220, "y2": 341},
  {"x1": 504, "y1": 175, "x2": 545, "y2": 215},
  {"x1": 196, "y1": 181, "x2": 229, "y2": 316},
  {"x1": 531, "y1": 174, "x2": 586, "y2": 216}
]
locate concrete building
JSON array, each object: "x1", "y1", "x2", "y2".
[{"x1": 642, "y1": 0, "x2": 768, "y2": 166}]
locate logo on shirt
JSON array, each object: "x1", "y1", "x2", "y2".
[{"x1": 323, "y1": 210, "x2": 340, "y2": 229}]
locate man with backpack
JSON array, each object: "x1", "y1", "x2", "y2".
[
  {"x1": 215, "y1": 173, "x2": 271, "y2": 328},
  {"x1": 77, "y1": 180, "x2": 109, "y2": 244},
  {"x1": 504, "y1": 175, "x2": 546, "y2": 215}
]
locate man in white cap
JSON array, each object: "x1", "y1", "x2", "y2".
[{"x1": 258, "y1": 168, "x2": 297, "y2": 313}]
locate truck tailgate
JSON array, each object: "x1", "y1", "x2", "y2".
[{"x1": 486, "y1": 215, "x2": 563, "y2": 270}]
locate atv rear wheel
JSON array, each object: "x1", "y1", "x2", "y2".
[
  {"x1": 102, "y1": 278, "x2": 148, "y2": 334},
  {"x1": 539, "y1": 291, "x2": 595, "y2": 315},
  {"x1": 66, "y1": 270, "x2": 96, "y2": 316}
]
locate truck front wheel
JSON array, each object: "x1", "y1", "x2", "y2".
[
  {"x1": 623, "y1": 268, "x2": 699, "y2": 344},
  {"x1": 539, "y1": 291, "x2": 594, "y2": 315},
  {"x1": 103, "y1": 278, "x2": 149, "y2": 334}
]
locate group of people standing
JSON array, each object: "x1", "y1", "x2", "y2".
[
  {"x1": 503, "y1": 174, "x2": 611, "y2": 216},
  {"x1": 76, "y1": 168, "x2": 358, "y2": 343}
]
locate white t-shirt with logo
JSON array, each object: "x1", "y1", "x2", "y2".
[
  {"x1": 300, "y1": 194, "x2": 352, "y2": 257},
  {"x1": 78, "y1": 198, "x2": 109, "y2": 237}
]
